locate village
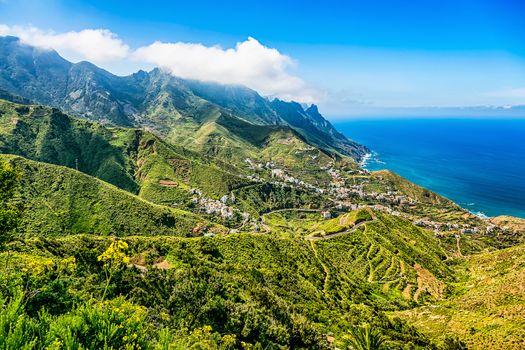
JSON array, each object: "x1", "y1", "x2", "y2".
[
  {"x1": 179, "y1": 157, "x2": 503, "y2": 238},
  {"x1": 240, "y1": 157, "x2": 499, "y2": 237}
]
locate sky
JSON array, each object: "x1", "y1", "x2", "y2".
[{"x1": 1, "y1": 0, "x2": 525, "y2": 116}]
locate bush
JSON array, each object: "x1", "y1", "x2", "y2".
[{"x1": 46, "y1": 297, "x2": 151, "y2": 349}]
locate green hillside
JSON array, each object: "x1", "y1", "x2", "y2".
[
  {"x1": 1, "y1": 214, "x2": 459, "y2": 349},
  {"x1": 0, "y1": 99, "x2": 139, "y2": 192},
  {"x1": 1, "y1": 154, "x2": 216, "y2": 237},
  {"x1": 395, "y1": 243, "x2": 525, "y2": 350},
  {"x1": 0, "y1": 99, "x2": 248, "y2": 201},
  {"x1": 266, "y1": 209, "x2": 452, "y2": 302}
]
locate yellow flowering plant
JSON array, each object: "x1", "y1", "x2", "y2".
[{"x1": 98, "y1": 240, "x2": 130, "y2": 300}]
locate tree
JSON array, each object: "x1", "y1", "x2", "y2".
[
  {"x1": 0, "y1": 161, "x2": 22, "y2": 248},
  {"x1": 346, "y1": 325, "x2": 385, "y2": 350},
  {"x1": 441, "y1": 336, "x2": 468, "y2": 350}
]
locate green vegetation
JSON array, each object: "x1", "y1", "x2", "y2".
[
  {"x1": 0, "y1": 100, "x2": 140, "y2": 192},
  {"x1": 0, "y1": 99, "x2": 333, "y2": 217},
  {"x1": 313, "y1": 211, "x2": 451, "y2": 303},
  {"x1": 395, "y1": 242, "x2": 525, "y2": 349},
  {"x1": 135, "y1": 131, "x2": 248, "y2": 203},
  {"x1": 0, "y1": 160, "x2": 21, "y2": 246},
  {"x1": 2, "y1": 154, "x2": 215, "y2": 237},
  {"x1": 0, "y1": 37, "x2": 523, "y2": 347},
  {"x1": 0, "y1": 162, "x2": 459, "y2": 348},
  {"x1": 345, "y1": 325, "x2": 386, "y2": 350},
  {"x1": 235, "y1": 184, "x2": 330, "y2": 216},
  {"x1": 1, "y1": 232, "x2": 450, "y2": 349},
  {"x1": 312, "y1": 209, "x2": 374, "y2": 235}
]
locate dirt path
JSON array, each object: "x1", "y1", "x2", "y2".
[
  {"x1": 305, "y1": 219, "x2": 375, "y2": 241},
  {"x1": 309, "y1": 240, "x2": 331, "y2": 298},
  {"x1": 260, "y1": 208, "x2": 322, "y2": 232},
  {"x1": 455, "y1": 235, "x2": 464, "y2": 257}
]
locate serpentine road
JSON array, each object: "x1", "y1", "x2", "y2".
[
  {"x1": 260, "y1": 208, "x2": 377, "y2": 239},
  {"x1": 304, "y1": 218, "x2": 376, "y2": 241},
  {"x1": 260, "y1": 208, "x2": 322, "y2": 232}
]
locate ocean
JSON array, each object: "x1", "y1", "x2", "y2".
[{"x1": 334, "y1": 118, "x2": 525, "y2": 218}]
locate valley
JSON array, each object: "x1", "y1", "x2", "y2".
[{"x1": 0, "y1": 36, "x2": 524, "y2": 349}]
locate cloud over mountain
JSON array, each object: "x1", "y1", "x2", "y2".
[
  {"x1": 0, "y1": 24, "x2": 316, "y2": 102},
  {"x1": 0, "y1": 25, "x2": 129, "y2": 64},
  {"x1": 134, "y1": 37, "x2": 316, "y2": 102}
]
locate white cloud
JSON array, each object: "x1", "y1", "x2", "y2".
[
  {"x1": 0, "y1": 25, "x2": 317, "y2": 102},
  {"x1": 0, "y1": 25, "x2": 129, "y2": 65},
  {"x1": 133, "y1": 37, "x2": 318, "y2": 102}
]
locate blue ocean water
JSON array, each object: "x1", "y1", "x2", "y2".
[{"x1": 334, "y1": 118, "x2": 525, "y2": 218}]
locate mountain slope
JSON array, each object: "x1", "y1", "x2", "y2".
[
  {"x1": 2, "y1": 154, "x2": 216, "y2": 236},
  {"x1": 0, "y1": 98, "x2": 251, "y2": 195},
  {"x1": 0, "y1": 98, "x2": 333, "y2": 218},
  {"x1": 0, "y1": 36, "x2": 367, "y2": 160},
  {"x1": 0, "y1": 98, "x2": 140, "y2": 192},
  {"x1": 396, "y1": 242, "x2": 525, "y2": 349},
  {"x1": 265, "y1": 208, "x2": 452, "y2": 302},
  {"x1": 271, "y1": 99, "x2": 366, "y2": 159}
]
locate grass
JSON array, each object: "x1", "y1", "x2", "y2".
[
  {"x1": 2, "y1": 154, "x2": 220, "y2": 237},
  {"x1": 1, "y1": 230, "x2": 448, "y2": 348},
  {"x1": 393, "y1": 242, "x2": 525, "y2": 349},
  {"x1": 311, "y1": 208, "x2": 374, "y2": 235}
]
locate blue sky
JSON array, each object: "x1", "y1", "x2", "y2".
[{"x1": 1, "y1": 0, "x2": 525, "y2": 115}]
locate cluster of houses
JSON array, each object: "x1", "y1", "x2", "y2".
[
  {"x1": 190, "y1": 188, "x2": 249, "y2": 222},
  {"x1": 270, "y1": 168, "x2": 325, "y2": 194},
  {"x1": 415, "y1": 219, "x2": 461, "y2": 232},
  {"x1": 414, "y1": 219, "x2": 498, "y2": 235},
  {"x1": 327, "y1": 177, "x2": 414, "y2": 207},
  {"x1": 244, "y1": 158, "x2": 326, "y2": 194}
]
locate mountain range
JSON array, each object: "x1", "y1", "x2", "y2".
[
  {"x1": 0, "y1": 35, "x2": 524, "y2": 349},
  {"x1": 0, "y1": 35, "x2": 367, "y2": 161}
]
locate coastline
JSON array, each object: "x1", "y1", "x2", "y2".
[
  {"x1": 360, "y1": 150, "x2": 494, "y2": 219},
  {"x1": 337, "y1": 119, "x2": 525, "y2": 219}
]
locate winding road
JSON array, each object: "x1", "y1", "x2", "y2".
[
  {"x1": 305, "y1": 218, "x2": 376, "y2": 241},
  {"x1": 260, "y1": 207, "x2": 377, "y2": 240},
  {"x1": 260, "y1": 208, "x2": 322, "y2": 232}
]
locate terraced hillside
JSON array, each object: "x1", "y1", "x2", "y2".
[
  {"x1": 395, "y1": 243, "x2": 525, "y2": 349},
  {"x1": 1, "y1": 224, "x2": 455, "y2": 349},
  {"x1": 266, "y1": 209, "x2": 452, "y2": 303}
]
